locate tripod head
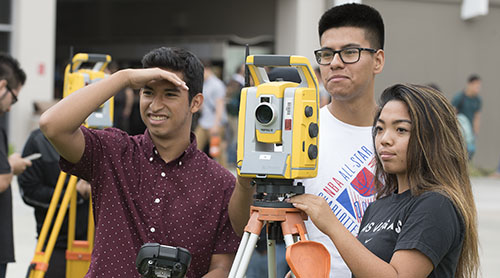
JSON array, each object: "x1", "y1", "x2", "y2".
[{"x1": 252, "y1": 178, "x2": 304, "y2": 208}]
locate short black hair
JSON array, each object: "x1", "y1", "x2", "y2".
[
  {"x1": 468, "y1": 74, "x2": 481, "y2": 83},
  {"x1": 318, "y1": 3, "x2": 385, "y2": 50},
  {"x1": 0, "y1": 52, "x2": 27, "y2": 89},
  {"x1": 141, "y1": 47, "x2": 204, "y2": 102}
]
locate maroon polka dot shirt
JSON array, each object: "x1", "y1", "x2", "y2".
[{"x1": 60, "y1": 127, "x2": 240, "y2": 278}]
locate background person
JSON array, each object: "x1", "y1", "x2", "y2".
[
  {"x1": 194, "y1": 60, "x2": 228, "y2": 168},
  {"x1": 0, "y1": 53, "x2": 31, "y2": 278},
  {"x1": 18, "y1": 128, "x2": 90, "y2": 278},
  {"x1": 225, "y1": 63, "x2": 245, "y2": 168},
  {"x1": 39, "y1": 47, "x2": 240, "y2": 278},
  {"x1": 451, "y1": 74, "x2": 482, "y2": 160},
  {"x1": 291, "y1": 84, "x2": 479, "y2": 278}
]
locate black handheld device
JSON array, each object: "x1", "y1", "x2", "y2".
[{"x1": 136, "y1": 243, "x2": 191, "y2": 278}]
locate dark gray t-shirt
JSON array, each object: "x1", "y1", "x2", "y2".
[
  {"x1": 357, "y1": 190, "x2": 464, "y2": 277},
  {"x1": 0, "y1": 126, "x2": 14, "y2": 263}
]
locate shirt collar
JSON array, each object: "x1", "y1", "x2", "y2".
[{"x1": 144, "y1": 129, "x2": 198, "y2": 163}]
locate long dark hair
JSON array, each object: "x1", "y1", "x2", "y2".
[{"x1": 372, "y1": 84, "x2": 479, "y2": 278}]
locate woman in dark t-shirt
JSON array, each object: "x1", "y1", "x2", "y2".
[{"x1": 291, "y1": 84, "x2": 479, "y2": 278}]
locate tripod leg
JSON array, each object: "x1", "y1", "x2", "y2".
[
  {"x1": 229, "y1": 232, "x2": 250, "y2": 277},
  {"x1": 283, "y1": 234, "x2": 295, "y2": 248},
  {"x1": 235, "y1": 232, "x2": 259, "y2": 278},
  {"x1": 229, "y1": 231, "x2": 261, "y2": 278},
  {"x1": 266, "y1": 238, "x2": 277, "y2": 278}
]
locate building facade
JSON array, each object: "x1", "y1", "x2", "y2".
[{"x1": 3, "y1": 0, "x2": 500, "y2": 169}]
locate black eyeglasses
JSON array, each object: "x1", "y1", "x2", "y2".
[
  {"x1": 5, "y1": 84, "x2": 18, "y2": 105},
  {"x1": 314, "y1": 47, "x2": 377, "y2": 65}
]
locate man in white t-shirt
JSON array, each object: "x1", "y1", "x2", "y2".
[{"x1": 229, "y1": 3, "x2": 385, "y2": 277}]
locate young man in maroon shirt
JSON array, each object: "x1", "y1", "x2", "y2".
[{"x1": 40, "y1": 47, "x2": 239, "y2": 278}]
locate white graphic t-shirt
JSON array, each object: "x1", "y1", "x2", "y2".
[{"x1": 302, "y1": 106, "x2": 376, "y2": 278}]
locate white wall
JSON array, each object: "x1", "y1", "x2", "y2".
[
  {"x1": 275, "y1": 0, "x2": 325, "y2": 66},
  {"x1": 8, "y1": 0, "x2": 499, "y2": 169},
  {"x1": 10, "y1": 0, "x2": 56, "y2": 152},
  {"x1": 368, "y1": 0, "x2": 500, "y2": 169}
]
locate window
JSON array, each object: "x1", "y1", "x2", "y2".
[{"x1": 0, "y1": 0, "x2": 12, "y2": 52}]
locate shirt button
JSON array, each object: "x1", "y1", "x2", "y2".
[
  {"x1": 154, "y1": 150, "x2": 158, "y2": 154},
  {"x1": 149, "y1": 157, "x2": 153, "y2": 162},
  {"x1": 154, "y1": 198, "x2": 160, "y2": 204},
  {"x1": 161, "y1": 172, "x2": 166, "y2": 177},
  {"x1": 179, "y1": 161, "x2": 182, "y2": 166},
  {"x1": 150, "y1": 227, "x2": 156, "y2": 233}
]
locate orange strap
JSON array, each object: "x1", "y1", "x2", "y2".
[
  {"x1": 66, "y1": 250, "x2": 91, "y2": 261},
  {"x1": 72, "y1": 240, "x2": 90, "y2": 248}
]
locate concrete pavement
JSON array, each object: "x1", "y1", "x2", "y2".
[
  {"x1": 473, "y1": 177, "x2": 500, "y2": 277},
  {"x1": 5, "y1": 177, "x2": 500, "y2": 277}
]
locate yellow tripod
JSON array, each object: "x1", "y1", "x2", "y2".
[
  {"x1": 27, "y1": 173, "x2": 94, "y2": 278},
  {"x1": 27, "y1": 52, "x2": 112, "y2": 278}
]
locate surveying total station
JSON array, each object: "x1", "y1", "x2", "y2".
[
  {"x1": 27, "y1": 53, "x2": 112, "y2": 278},
  {"x1": 229, "y1": 55, "x2": 330, "y2": 278}
]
